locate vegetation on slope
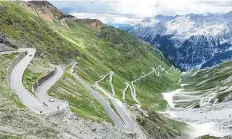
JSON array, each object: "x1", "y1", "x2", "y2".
[
  {"x1": 0, "y1": 1, "x2": 80, "y2": 63},
  {"x1": 22, "y1": 57, "x2": 54, "y2": 92},
  {"x1": 136, "y1": 112, "x2": 185, "y2": 139},
  {"x1": 0, "y1": 54, "x2": 58, "y2": 138},
  {"x1": 0, "y1": 54, "x2": 23, "y2": 108},
  {"x1": 52, "y1": 18, "x2": 180, "y2": 111},
  {"x1": 180, "y1": 61, "x2": 232, "y2": 106},
  {"x1": 196, "y1": 135, "x2": 219, "y2": 139},
  {"x1": 0, "y1": 1, "x2": 184, "y2": 137},
  {"x1": 23, "y1": 68, "x2": 42, "y2": 92},
  {"x1": 49, "y1": 71, "x2": 111, "y2": 122},
  {"x1": 0, "y1": 1, "x2": 180, "y2": 112}
]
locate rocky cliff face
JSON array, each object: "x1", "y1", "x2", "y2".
[
  {"x1": 115, "y1": 13, "x2": 232, "y2": 71},
  {"x1": 18, "y1": 1, "x2": 104, "y2": 29}
]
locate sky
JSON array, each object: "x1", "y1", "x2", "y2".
[{"x1": 49, "y1": 0, "x2": 232, "y2": 24}]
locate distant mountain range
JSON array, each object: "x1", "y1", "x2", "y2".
[{"x1": 113, "y1": 12, "x2": 232, "y2": 71}]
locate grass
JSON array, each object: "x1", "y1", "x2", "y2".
[
  {"x1": 22, "y1": 68, "x2": 42, "y2": 92},
  {"x1": 51, "y1": 20, "x2": 181, "y2": 132},
  {"x1": 136, "y1": 111, "x2": 185, "y2": 138},
  {"x1": 0, "y1": 54, "x2": 58, "y2": 138},
  {"x1": 20, "y1": 57, "x2": 111, "y2": 122},
  {"x1": 0, "y1": 135, "x2": 22, "y2": 139},
  {"x1": 198, "y1": 135, "x2": 220, "y2": 139},
  {"x1": 0, "y1": 1, "x2": 80, "y2": 63},
  {"x1": 181, "y1": 61, "x2": 232, "y2": 102},
  {"x1": 0, "y1": 54, "x2": 24, "y2": 108},
  {"x1": 182, "y1": 61, "x2": 232, "y2": 91},
  {"x1": 135, "y1": 67, "x2": 180, "y2": 111},
  {"x1": 22, "y1": 58, "x2": 54, "y2": 92},
  {"x1": 0, "y1": 1, "x2": 181, "y2": 112},
  {"x1": 49, "y1": 71, "x2": 112, "y2": 122},
  {"x1": 125, "y1": 88, "x2": 137, "y2": 105},
  {"x1": 0, "y1": 1, "x2": 184, "y2": 137}
]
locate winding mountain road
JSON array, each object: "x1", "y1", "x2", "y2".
[
  {"x1": 9, "y1": 48, "x2": 68, "y2": 114},
  {"x1": 122, "y1": 82, "x2": 129, "y2": 101},
  {"x1": 6, "y1": 49, "x2": 137, "y2": 132},
  {"x1": 5, "y1": 48, "x2": 173, "y2": 133},
  {"x1": 70, "y1": 63, "x2": 137, "y2": 133},
  {"x1": 93, "y1": 66, "x2": 174, "y2": 130},
  {"x1": 93, "y1": 66, "x2": 173, "y2": 131},
  {"x1": 129, "y1": 65, "x2": 171, "y2": 105},
  {"x1": 35, "y1": 66, "x2": 68, "y2": 112}
]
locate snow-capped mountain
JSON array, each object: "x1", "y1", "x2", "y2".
[{"x1": 114, "y1": 12, "x2": 232, "y2": 71}]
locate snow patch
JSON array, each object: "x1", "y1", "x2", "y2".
[{"x1": 162, "y1": 88, "x2": 232, "y2": 138}]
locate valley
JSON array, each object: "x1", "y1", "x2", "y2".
[
  {"x1": 162, "y1": 61, "x2": 232, "y2": 138},
  {"x1": 116, "y1": 13, "x2": 232, "y2": 71},
  {"x1": 0, "y1": 1, "x2": 183, "y2": 139},
  {"x1": 0, "y1": 1, "x2": 232, "y2": 139}
]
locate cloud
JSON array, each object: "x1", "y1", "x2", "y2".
[
  {"x1": 49, "y1": 0, "x2": 232, "y2": 24},
  {"x1": 70, "y1": 12, "x2": 141, "y2": 24},
  {"x1": 197, "y1": 0, "x2": 232, "y2": 6}
]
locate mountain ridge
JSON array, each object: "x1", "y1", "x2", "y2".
[
  {"x1": 17, "y1": 0, "x2": 104, "y2": 29},
  {"x1": 0, "y1": 1, "x2": 184, "y2": 138},
  {"x1": 115, "y1": 12, "x2": 232, "y2": 71}
]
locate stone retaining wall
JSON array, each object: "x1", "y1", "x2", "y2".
[
  {"x1": 8, "y1": 51, "x2": 70, "y2": 118},
  {"x1": 32, "y1": 67, "x2": 56, "y2": 92},
  {"x1": 33, "y1": 67, "x2": 71, "y2": 118}
]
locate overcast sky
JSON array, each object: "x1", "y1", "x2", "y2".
[{"x1": 49, "y1": 0, "x2": 232, "y2": 24}]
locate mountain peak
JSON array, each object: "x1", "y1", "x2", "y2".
[
  {"x1": 18, "y1": 1, "x2": 104, "y2": 29},
  {"x1": 27, "y1": 0, "x2": 53, "y2": 7},
  {"x1": 18, "y1": 0, "x2": 74, "y2": 22},
  {"x1": 116, "y1": 13, "x2": 232, "y2": 71},
  {"x1": 79, "y1": 19, "x2": 104, "y2": 29}
]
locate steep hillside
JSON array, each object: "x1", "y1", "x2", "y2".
[
  {"x1": 0, "y1": 0, "x2": 180, "y2": 112},
  {"x1": 180, "y1": 60, "x2": 232, "y2": 107},
  {"x1": 162, "y1": 60, "x2": 232, "y2": 109},
  {"x1": 0, "y1": 1, "x2": 184, "y2": 138},
  {"x1": 115, "y1": 13, "x2": 232, "y2": 71},
  {"x1": 161, "y1": 61, "x2": 232, "y2": 138}
]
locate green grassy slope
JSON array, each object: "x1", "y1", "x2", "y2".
[
  {"x1": 181, "y1": 61, "x2": 232, "y2": 105},
  {"x1": 136, "y1": 112, "x2": 185, "y2": 139},
  {"x1": 0, "y1": 1, "x2": 184, "y2": 137},
  {"x1": 0, "y1": 1, "x2": 180, "y2": 112},
  {"x1": 0, "y1": 54, "x2": 58, "y2": 138},
  {"x1": 52, "y1": 18, "x2": 180, "y2": 111},
  {"x1": 0, "y1": 1, "x2": 79, "y2": 63},
  {"x1": 49, "y1": 71, "x2": 112, "y2": 122}
]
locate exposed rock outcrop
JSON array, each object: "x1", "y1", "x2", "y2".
[
  {"x1": 0, "y1": 33, "x2": 19, "y2": 51},
  {"x1": 116, "y1": 13, "x2": 232, "y2": 71}
]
